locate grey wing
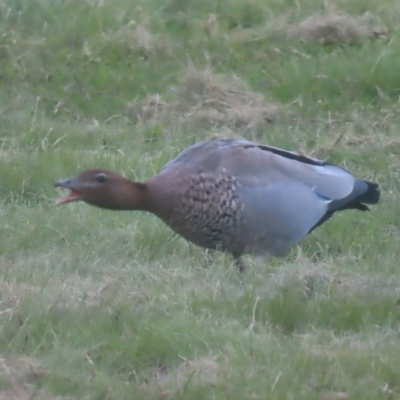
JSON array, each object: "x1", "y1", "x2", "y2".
[
  {"x1": 236, "y1": 182, "x2": 329, "y2": 256},
  {"x1": 160, "y1": 140, "x2": 236, "y2": 173},
  {"x1": 161, "y1": 139, "x2": 355, "y2": 201},
  {"x1": 219, "y1": 142, "x2": 355, "y2": 200}
]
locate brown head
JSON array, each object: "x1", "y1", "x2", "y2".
[{"x1": 54, "y1": 169, "x2": 148, "y2": 210}]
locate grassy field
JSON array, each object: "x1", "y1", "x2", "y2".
[{"x1": 1, "y1": 0, "x2": 400, "y2": 398}]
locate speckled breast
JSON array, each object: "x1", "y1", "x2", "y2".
[{"x1": 165, "y1": 172, "x2": 245, "y2": 252}]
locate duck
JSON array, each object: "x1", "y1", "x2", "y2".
[{"x1": 54, "y1": 139, "x2": 380, "y2": 271}]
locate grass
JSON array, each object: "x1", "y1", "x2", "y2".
[{"x1": 1, "y1": 0, "x2": 400, "y2": 398}]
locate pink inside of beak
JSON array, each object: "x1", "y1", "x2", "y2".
[{"x1": 56, "y1": 190, "x2": 82, "y2": 205}]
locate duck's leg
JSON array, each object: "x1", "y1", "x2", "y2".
[{"x1": 233, "y1": 254, "x2": 246, "y2": 273}]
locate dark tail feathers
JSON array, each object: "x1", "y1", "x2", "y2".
[
  {"x1": 308, "y1": 180, "x2": 380, "y2": 234},
  {"x1": 330, "y1": 180, "x2": 380, "y2": 213},
  {"x1": 353, "y1": 181, "x2": 380, "y2": 206}
]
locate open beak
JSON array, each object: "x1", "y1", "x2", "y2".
[{"x1": 54, "y1": 177, "x2": 82, "y2": 205}]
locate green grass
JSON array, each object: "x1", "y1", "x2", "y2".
[{"x1": 1, "y1": 0, "x2": 400, "y2": 398}]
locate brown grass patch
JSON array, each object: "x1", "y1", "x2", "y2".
[
  {"x1": 126, "y1": 69, "x2": 280, "y2": 134},
  {"x1": 0, "y1": 269, "x2": 152, "y2": 317},
  {"x1": 0, "y1": 356, "x2": 69, "y2": 400},
  {"x1": 286, "y1": 12, "x2": 388, "y2": 45},
  {"x1": 253, "y1": 257, "x2": 400, "y2": 302}
]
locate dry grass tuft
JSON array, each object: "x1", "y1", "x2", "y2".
[
  {"x1": 103, "y1": 22, "x2": 171, "y2": 59},
  {"x1": 286, "y1": 12, "x2": 388, "y2": 45},
  {"x1": 175, "y1": 69, "x2": 278, "y2": 128},
  {"x1": 125, "y1": 94, "x2": 169, "y2": 123},
  {"x1": 176, "y1": 356, "x2": 220, "y2": 386},
  {"x1": 150, "y1": 356, "x2": 221, "y2": 397},
  {"x1": 126, "y1": 69, "x2": 280, "y2": 133},
  {"x1": 0, "y1": 281, "x2": 39, "y2": 318}
]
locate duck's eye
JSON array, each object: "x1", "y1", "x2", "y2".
[{"x1": 96, "y1": 173, "x2": 106, "y2": 183}]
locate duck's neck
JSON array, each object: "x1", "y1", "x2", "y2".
[
  {"x1": 122, "y1": 181, "x2": 150, "y2": 211},
  {"x1": 111, "y1": 179, "x2": 161, "y2": 214},
  {"x1": 108, "y1": 177, "x2": 174, "y2": 220},
  {"x1": 135, "y1": 176, "x2": 175, "y2": 219},
  {"x1": 90, "y1": 181, "x2": 150, "y2": 211}
]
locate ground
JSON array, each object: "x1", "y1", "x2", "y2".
[{"x1": 1, "y1": 0, "x2": 400, "y2": 399}]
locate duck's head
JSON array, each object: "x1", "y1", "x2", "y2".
[{"x1": 54, "y1": 169, "x2": 147, "y2": 210}]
